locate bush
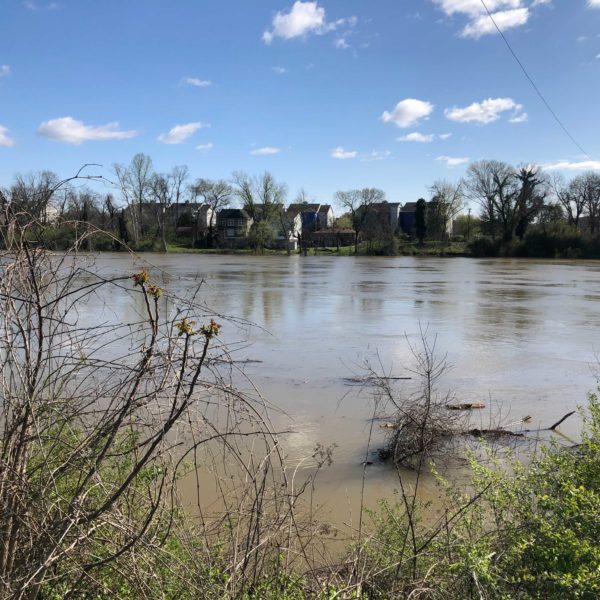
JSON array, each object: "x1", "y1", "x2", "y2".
[
  {"x1": 517, "y1": 223, "x2": 584, "y2": 258},
  {"x1": 357, "y1": 395, "x2": 600, "y2": 599},
  {"x1": 469, "y1": 235, "x2": 500, "y2": 257}
]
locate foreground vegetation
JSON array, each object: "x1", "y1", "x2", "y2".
[{"x1": 21, "y1": 394, "x2": 600, "y2": 599}]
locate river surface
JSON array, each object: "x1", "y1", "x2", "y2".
[{"x1": 77, "y1": 253, "x2": 600, "y2": 528}]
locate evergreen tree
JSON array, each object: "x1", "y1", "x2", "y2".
[{"x1": 415, "y1": 198, "x2": 427, "y2": 244}]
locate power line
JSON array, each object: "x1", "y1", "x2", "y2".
[{"x1": 479, "y1": 0, "x2": 594, "y2": 161}]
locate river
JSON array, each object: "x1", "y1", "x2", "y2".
[{"x1": 77, "y1": 253, "x2": 600, "y2": 528}]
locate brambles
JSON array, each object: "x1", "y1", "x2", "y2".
[{"x1": 0, "y1": 206, "x2": 309, "y2": 599}]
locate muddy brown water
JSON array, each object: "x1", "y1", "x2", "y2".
[{"x1": 74, "y1": 253, "x2": 600, "y2": 531}]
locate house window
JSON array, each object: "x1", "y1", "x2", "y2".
[
  {"x1": 227, "y1": 219, "x2": 235, "y2": 226},
  {"x1": 227, "y1": 228, "x2": 235, "y2": 237}
]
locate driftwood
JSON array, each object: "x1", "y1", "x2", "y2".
[
  {"x1": 213, "y1": 358, "x2": 264, "y2": 364},
  {"x1": 344, "y1": 376, "x2": 412, "y2": 386},
  {"x1": 547, "y1": 411, "x2": 576, "y2": 431},
  {"x1": 468, "y1": 428, "x2": 524, "y2": 438},
  {"x1": 446, "y1": 402, "x2": 486, "y2": 411},
  {"x1": 381, "y1": 411, "x2": 577, "y2": 440},
  {"x1": 466, "y1": 411, "x2": 576, "y2": 439}
]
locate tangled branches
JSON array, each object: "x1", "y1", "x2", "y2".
[{"x1": 0, "y1": 212, "x2": 310, "y2": 598}]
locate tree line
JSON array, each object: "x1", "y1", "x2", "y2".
[{"x1": 1, "y1": 154, "x2": 600, "y2": 256}]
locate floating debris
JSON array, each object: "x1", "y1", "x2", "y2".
[
  {"x1": 343, "y1": 376, "x2": 412, "y2": 386},
  {"x1": 446, "y1": 402, "x2": 486, "y2": 411}
]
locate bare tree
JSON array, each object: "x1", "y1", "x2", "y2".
[
  {"x1": 170, "y1": 165, "x2": 189, "y2": 225},
  {"x1": 554, "y1": 171, "x2": 600, "y2": 235},
  {"x1": 232, "y1": 172, "x2": 287, "y2": 252},
  {"x1": 114, "y1": 153, "x2": 154, "y2": 246},
  {"x1": 428, "y1": 180, "x2": 464, "y2": 240},
  {"x1": 191, "y1": 178, "x2": 233, "y2": 243},
  {"x1": 8, "y1": 171, "x2": 60, "y2": 224},
  {"x1": 552, "y1": 174, "x2": 585, "y2": 227},
  {"x1": 463, "y1": 160, "x2": 546, "y2": 242},
  {"x1": 582, "y1": 172, "x2": 600, "y2": 236},
  {"x1": 335, "y1": 188, "x2": 385, "y2": 254},
  {"x1": 149, "y1": 173, "x2": 172, "y2": 251}
]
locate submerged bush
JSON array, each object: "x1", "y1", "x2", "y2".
[{"x1": 356, "y1": 395, "x2": 600, "y2": 599}]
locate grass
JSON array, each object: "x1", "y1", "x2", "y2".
[{"x1": 166, "y1": 240, "x2": 471, "y2": 257}]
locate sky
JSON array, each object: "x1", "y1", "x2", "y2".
[{"x1": 1, "y1": 0, "x2": 600, "y2": 207}]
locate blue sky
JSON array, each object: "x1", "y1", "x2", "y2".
[{"x1": 1, "y1": 0, "x2": 600, "y2": 207}]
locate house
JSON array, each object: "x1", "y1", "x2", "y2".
[
  {"x1": 317, "y1": 205, "x2": 335, "y2": 229},
  {"x1": 287, "y1": 202, "x2": 334, "y2": 233},
  {"x1": 216, "y1": 208, "x2": 253, "y2": 248},
  {"x1": 172, "y1": 202, "x2": 215, "y2": 230},
  {"x1": 399, "y1": 200, "x2": 454, "y2": 239},
  {"x1": 367, "y1": 202, "x2": 401, "y2": 231},
  {"x1": 172, "y1": 202, "x2": 216, "y2": 242},
  {"x1": 277, "y1": 207, "x2": 302, "y2": 251},
  {"x1": 399, "y1": 202, "x2": 418, "y2": 236},
  {"x1": 44, "y1": 203, "x2": 60, "y2": 225}
]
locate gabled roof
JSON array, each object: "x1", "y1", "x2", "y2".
[
  {"x1": 401, "y1": 202, "x2": 418, "y2": 212},
  {"x1": 370, "y1": 202, "x2": 401, "y2": 211},
  {"x1": 318, "y1": 204, "x2": 333, "y2": 214},
  {"x1": 287, "y1": 203, "x2": 320, "y2": 213}
]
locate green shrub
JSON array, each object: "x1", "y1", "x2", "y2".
[
  {"x1": 358, "y1": 395, "x2": 600, "y2": 599},
  {"x1": 469, "y1": 235, "x2": 500, "y2": 257}
]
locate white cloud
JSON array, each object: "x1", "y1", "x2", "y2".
[
  {"x1": 543, "y1": 160, "x2": 600, "y2": 171},
  {"x1": 433, "y1": 0, "x2": 521, "y2": 17},
  {"x1": 436, "y1": 155, "x2": 469, "y2": 167},
  {"x1": 183, "y1": 77, "x2": 211, "y2": 87},
  {"x1": 361, "y1": 150, "x2": 392, "y2": 162},
  {"x1": 0, "y1": 65, "x2": 10, "y2": 77},
  {"x1": 462, "y1": 8, "x2": 529, "y2": 38},
  {"x1": 597, "y1": 53, "x2": 600, "y2": 59},
  {"x1": 24, "y1": 1, "x2": 60, "y2": 10},
  {"x1": 577, "y1": 36, "x2": 589, "y2": 42},
  {"x1": 398, "y1": 132, "x2": 435, "y2": 143},
  {"x1": 251, "y1": 146, "x2": 281, "y2": 155},
  {"x1": 397, "y1": 131, "x2": 452, "y2": 144},
  {"x1": 0, "y1": 125, "x2": 15, "y2": 147},
  {"x1": 263, "y1": 1, "x2": 355, "y2": 43},
  {"x1": 381, "y1": 98, "x2": 434, "y2": 128},
  {"x1": 588, "y1": 0, "x2": 600, "y2": 8},
  {"x1": 335, "y1": 37, "x2": 349, "y2": 49},
  {"x1": 272, "y1": 66, "x2": 288, "y2": 74},
  {"x1": 445, "y1": 97, "x2": 523, "y2": 123},
  {"x1": 509, "y1": 112, "x2": 528, "y2": 123},
  {"x1": 432, "y1": 1, "x2": 536, "y2": 38},
  {"x1": 196, "y1": 142, "x2": 213, "y2": 153},
  {"x1": 37, "y1": 117, "x2": 137, "y2": 144},
  {"x1": 158, "y1": 122, "x2": 207, "y2": 144},
  {"x1": 331, "y1": 146, "x2": 357, "y2": 159}
]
